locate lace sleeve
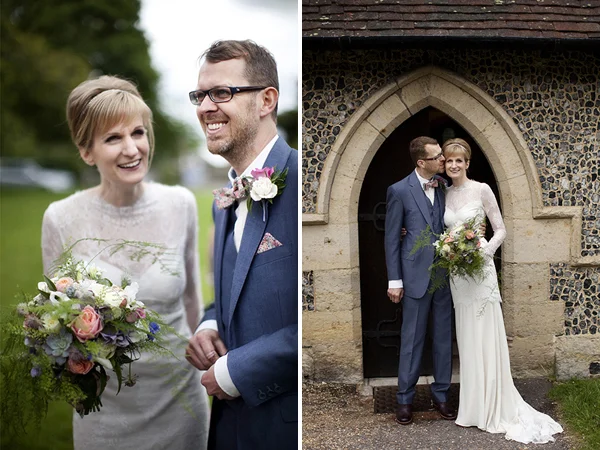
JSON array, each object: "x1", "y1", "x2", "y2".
[
  {"x1": 182, "y1": 190, "x2": 203, "y2": 332},
  {"x1": 41, "y1": 204, "x2": 64, "y2": 275},
  {"x1": 481, "y1": 183, "x2": 506, "y2": 257}
]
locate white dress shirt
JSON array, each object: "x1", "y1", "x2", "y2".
[
  {"x1": 197, "y1": 135, "x2": 279, "y2": 397},
  {"x1": 388, "y1": 170, "x2": 435, "y2": 289},
  {"x1": 417, "y1": 170, "x2": 436, "y2": 206}
]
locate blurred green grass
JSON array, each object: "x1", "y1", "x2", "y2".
[{"x1": 0, "y1": 187, "x2": 215, "y2": 450}]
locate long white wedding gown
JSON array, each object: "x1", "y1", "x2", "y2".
[
  {"x1": 444, "y1": 180, "x2": 563, "y2": 444},
  {"x1": 42, "y1": 183, "x2": 209, "y2": 450}
]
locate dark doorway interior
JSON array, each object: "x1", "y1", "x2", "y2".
[{"x1": 358, "y1": 106, "x2": 500, "y2": 378}]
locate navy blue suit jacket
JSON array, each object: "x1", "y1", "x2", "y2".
[
  {"x1": 203, "y1": 137, "x2": 298, "y2": 434},
  {"x1": 385, "y1": 171, "x2": 446, "y2": 299}
]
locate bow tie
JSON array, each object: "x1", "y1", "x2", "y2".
[
  {"x1": 423, "y1": 179, "x2": 439, "y2": 190},
  {"x1": 213, "y1": 176, "x2": 250, "y2": 209}
]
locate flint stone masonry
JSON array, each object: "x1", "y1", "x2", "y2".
[
  {"x1": 302, "y1": 48, "x2": 600, "y2": 257},
  {"x1": 302, "y1": 46, "x2": 599, "y2": 382},
  {"x1": 303, "y1": 271, "x2": 315, "y2": 311},
  {"x1": 550, "y1": 264, "x2": 600, "y2": 336}
]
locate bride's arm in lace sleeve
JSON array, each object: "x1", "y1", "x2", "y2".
[
  {"x1": 41, "y1": 204, "x2": 64, "y2": 275},
  {"x1": 183, "y1": 190, "x2": 203, "y2": 333},
  {"x1": 481, "y1": 183, "x2": 506, "y2": 257}
]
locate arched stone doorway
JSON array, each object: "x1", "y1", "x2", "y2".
[
  {"x1": 303, "y1": 66, "x2": 580, "y2": 384},
  {"x1": 358, "y1": 106, "x2": 500, "y2": 378}
]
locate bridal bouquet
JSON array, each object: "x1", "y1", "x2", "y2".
[
  {"x1": 411, "y1": 216, "x2": 486, "y2": 290},
  {"x1": 1, "y1": 241, "x2": 173, "y2": 433},
  {"x1": 433, "y1": 216, "x2": 485, "y2": 280}
]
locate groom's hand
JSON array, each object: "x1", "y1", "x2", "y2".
[
  {"x1": 186, "y1": 329, "x2": 228, "y2": 370},
  {"x1": 387, "y1": 287, "x2": 404, "y2": 303},
  {"x1": 201, "y1": 365, "x2": 235, "y2": 400}
]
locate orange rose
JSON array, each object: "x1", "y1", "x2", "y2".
[
  {"x1": 55, "y1": 277, "x2": 74, "y2": 293},
  {"x1": 67, "y1": 354, "x2": 94, "y2": 374}
]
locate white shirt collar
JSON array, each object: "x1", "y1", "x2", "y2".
[
  {"x1": 228, "y1": 135, "x2": 279, "y2": 182},
  {"x1": 415, "y1": 169, "x2": 432, "y2": 186}
]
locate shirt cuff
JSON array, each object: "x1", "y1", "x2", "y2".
[
  {"x1": 389, "y1": 280, "x2": 403, "y2": 289},
  {"x1": 214, "y1": 354, "x2": 241, "y2": 398},
  {"x1": 195, "y1": 319, "x2": 218, "y2": 335}
]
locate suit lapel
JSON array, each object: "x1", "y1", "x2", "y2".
[
  {"x1": 227, "y1": 138, "x2": 292, "y2": 328},
  {"x1": 436, "y1": 185, "x2": 445, "y2": 217},
  {"x1": 213, "y1": 204, "x2": 230, "y2": 328},
  {"x1": 408, "y1": 172, "x2": 434, "y2": 229}
]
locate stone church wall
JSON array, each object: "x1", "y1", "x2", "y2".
[{"x1": 302, "y1": 48, "x2": 599, "y2": 381}]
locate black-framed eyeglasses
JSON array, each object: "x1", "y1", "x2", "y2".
[
  {"x1": 188, "y1": 86, "x2": 268, "y2": 105},
  {"x1": 421, "y1": 151, "x2": 444, "y2": 161}
]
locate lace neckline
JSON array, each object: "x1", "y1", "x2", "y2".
[
  {"x1": 86, "y1": 183, "x2": 157, "y2": 219},
  {"x1": 451, "y1": 179, "x2": 473, "y2": 192}
]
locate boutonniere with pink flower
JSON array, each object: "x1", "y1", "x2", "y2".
[
  {"x1": 213, "y1": 166, "x2": 288, "y2": 216},
  {"x1": 247, "y1": 166, "x2": 288, "y2": 221}
]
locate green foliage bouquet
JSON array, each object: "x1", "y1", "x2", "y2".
[{"x1": 0, "y1": 240, "x2": 173, "y2": 434}]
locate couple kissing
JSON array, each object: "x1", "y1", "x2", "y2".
[{"x1": 384, "y1": 136, "x2": 562, "y2": 444}]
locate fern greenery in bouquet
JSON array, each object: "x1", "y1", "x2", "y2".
[
  {"x1": 411, "y1": 216, "x2": 486, "y2": 291},
  {"x1": 0, "y1": 240, "x2": 174, "y2": 435}
]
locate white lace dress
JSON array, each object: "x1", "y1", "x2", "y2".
[
  {"x1": 42, "y1": 183, "x2": 209, "y2": 450},
  {"x1": 445, "y1": 180, "x2": 563, "y2": 444}
]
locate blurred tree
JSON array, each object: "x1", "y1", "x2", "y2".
[
  {"x1": 278, "y1": 109, "x2": 298, "y2": 150},
  {"x1": 0, "y1": 0, "x2": 197, "y2": 178}
]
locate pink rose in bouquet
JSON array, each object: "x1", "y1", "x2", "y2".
[{"x1": 70, "y1": 305, "x2": 103, "y2": 342}]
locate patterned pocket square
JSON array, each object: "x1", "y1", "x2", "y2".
[{"x1": 257, "y1": 232, "x2": 283, "y2": 254}]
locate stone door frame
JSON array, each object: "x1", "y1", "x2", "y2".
[{"x1": 303, "y1": 66, "x2": 596, "y2": 383}]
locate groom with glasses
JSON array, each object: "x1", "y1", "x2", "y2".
[
  {"x1": 186, "y1": 40, "x2": 298, "y2": 450},
  {"x1": 384, "y1": 136, "x2": 456, "y2": 426}
]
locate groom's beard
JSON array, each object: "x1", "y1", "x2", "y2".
[{"x1": 206, "y1": 98, "x2": 260, "y2": 163}]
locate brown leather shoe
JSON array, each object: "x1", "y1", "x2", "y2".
[
  {"x1": 432, "y1": 401, "x2": 457, "y2": 420},
  {"x1": 395, "y1": 404, "x2": 413, "y2": 425}
]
